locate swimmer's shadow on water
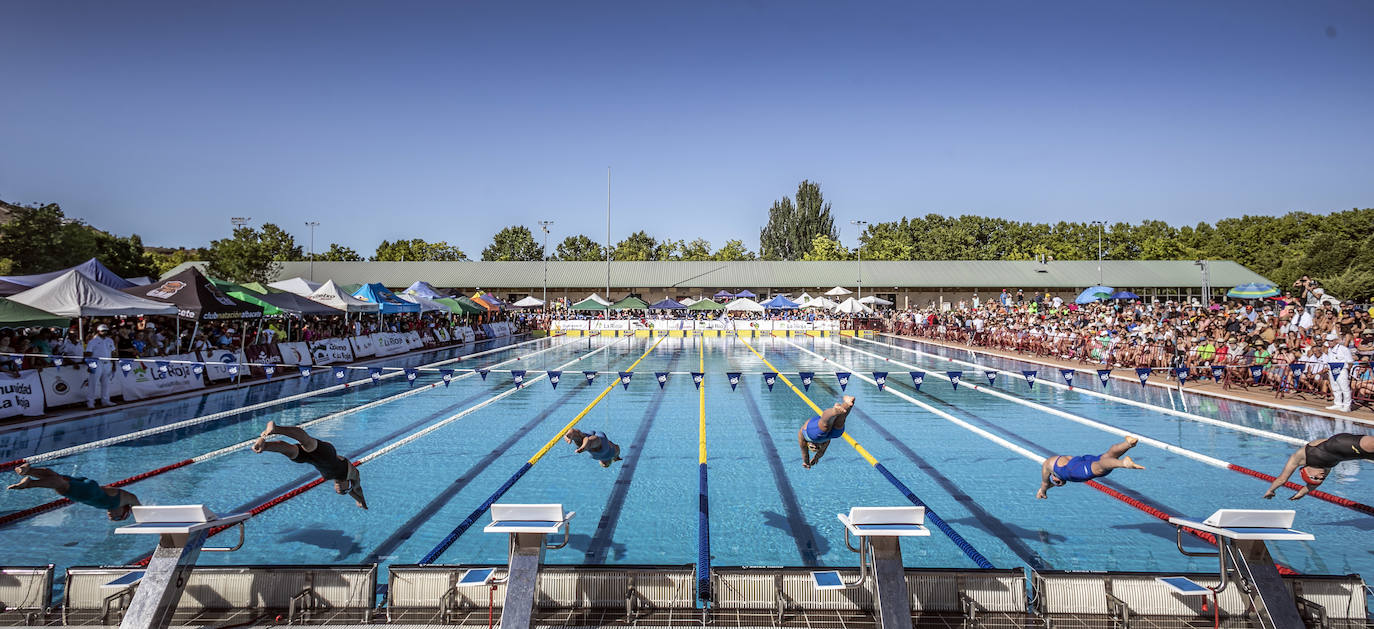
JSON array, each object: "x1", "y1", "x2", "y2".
[
  {"x1": 1110, "y1": 521, "x2": 1183, "y2": 544},
  {"x1": 566, "y1": 533, "x2": 628, "y2": 562},
  {"x1": 948, "y1": 517, "x2": 1068, "y2": 545},
  {"x1": 1321, "y1": 517, "x2": 1374, "y2": 531},
  {"x1": 280, "y1": 526, "x2": 363, "y2": 561},
  {"x1": 761, "y1": 510, "x2": 830, "y2": 558}
]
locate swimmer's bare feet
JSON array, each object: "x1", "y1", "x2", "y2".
[
  {"x1": 251, "y1": 437, "x2": 266, "y2": 453},
  {"x1": 260, "y1": 420, "x2": 277, "y2": 438},
  {"x1": 1121, "y1": 456, "x2": 1146, "y2": 470},
  {"x1": 1125, "y1": 436, "x2": 1139, "y2": 448}
]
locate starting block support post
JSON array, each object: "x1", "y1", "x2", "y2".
[
  {"x1": 482, "y1": 504, "x2": 574, "y2": 629},
  {"x1": 817, "y1": 506, "x2": 930, "y2": 629},
  {"x1": 113, "y1": 506, "x2": 247, "y2": 629}
]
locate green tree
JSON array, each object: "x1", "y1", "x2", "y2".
[
  {"x1": 148, "y1": 248, "x2": 204, "y2": 276},
  {"x1": 858, "y1": 221, "x2": 913, "y2": 260},
  {"x1": 801, "y1": 234, "x2": 852, "y2": 261},
  {"x1": 654, "y1": 239, "x2": 682, "y2": 261},
  {"x1": 679, "y1": 238, "x2": 713, "y2": 261},
  {"x1": 206, "y1": 223, "x2": 303, "y2": 283},
  {"x1": 712, "y1": 239, "x2": 755, "y2": 261},
  {"x1": 95, "y1": 232, "x2": 155, "y2": 278},
  {"x1": 554, "y1": 235, "x2": 606, "y2": 261},
  {"x1": 372, "y1": 239, "x2": 467, "y2": 261},
  {"x1": 0, "y1": 203, "x2": 69, "y2": 273},
  {"x1": 318, "y1": 243, "x2": 363, "y2": 261},
  {"x1": 612, "y1": 230, "x2": 658, "y2": 261},
  {"x1": 481, "y1": 225, "x2": 544, "y2": 261},
  {"x1": 759, "y1": 180, "x2": 838, "y2": 260}
]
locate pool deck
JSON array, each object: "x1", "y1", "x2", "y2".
[{"x1": 881, "y1": 333, "x2": 1374, "y2": 429}]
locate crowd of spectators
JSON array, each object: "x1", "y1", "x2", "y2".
[{"x1": 885, "y1": 283, "x2": 1373, "y2": 413}]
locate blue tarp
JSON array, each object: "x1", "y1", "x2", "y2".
[
  {"x1": 1074, "y1": 285, "x2": 1115, "y2": 304},
  {"x1": 352, "y1": 282, "x2": 421, "y2": 313},
  {"x1": 0, "y1": 258, "x2": 136, "y2": 297},
  {"x1": 648, "y1": 298, "x2": 686, "y2": 309},
  {"x1": 761, "y1": 295, "x2": 800, "y2": 309},
  {"x1": 404, "y1": 281, "x2": 443, "y2": 299}
]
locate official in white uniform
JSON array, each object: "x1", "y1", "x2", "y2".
[
  {"x1": 1323, "y1": 335, "x2": 1354, "y2": 413},
  {"x1": 84, "y1": 324, "x2": 117, "y2": 408}
]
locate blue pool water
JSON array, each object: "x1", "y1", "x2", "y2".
[{"x1": 1, "y1": 335, "x2": 1370, "y2": 590}]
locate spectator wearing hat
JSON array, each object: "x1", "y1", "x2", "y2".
[{"x1": 85, "y1": 324, "x2": 117, "y2": 408}]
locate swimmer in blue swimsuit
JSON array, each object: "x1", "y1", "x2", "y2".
[
  {"x1": 564, "y1": 428, "x2": 622, "y2": 468},
  {"x1": 1037, "y1": 436, "x2": 1146, "y2": 499},
  {"x1": 796, "y1": 396, "x2": 856, "y2": 469},
  {"x1": 7, "y1": 463, "x2": 141, "y2": 520}
]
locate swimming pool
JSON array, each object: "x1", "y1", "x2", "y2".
[{"x1": 1, "y1": 334, "x2": 1370, "y2": 591}]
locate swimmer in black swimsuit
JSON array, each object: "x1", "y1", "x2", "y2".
[
  {"x1": 1264, "y1": 433, "x2": 1374, "y2": 500},
  {"x1": 7, "y1": 463, "x2": 141, "y2": 520},
  {"x1": 252, "y1": 421, "x2": 367, "y2": 509}
]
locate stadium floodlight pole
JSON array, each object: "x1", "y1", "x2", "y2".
[
  {"x1": 539, "y1": 220, "x2": 554, "y2": 311},
  {"x1": 1090, "y1": 220, "x2": 1107, "y2": 286},
  {"x1": 305, "y1": 221, "x2": 320, "y2": 282},
  {"x1": 606, "y1": 167, "x2": 611, "y2": 309},
  {"x1": 850, "y1": 220, "x2": 868, "y2": 306}
]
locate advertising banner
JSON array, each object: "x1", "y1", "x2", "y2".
[
  {"x1": 310, "y1": 338, "x2": 354, "y2": 365},
  {"x1": 39, "y1": 365, "x2": 113, "y2": 409},
  {"x1": 460, "y1": 327, "x2": 475, "y2": 344},
  {"x1": 119, "y1": 353, "x2": 207, "y2": 401},
  {"x1": 199, "y1": 349, "x2": 245, "y2": 383},
  {"x1": 276, "y1": 341, "x2": 313, "y2": 366},
  {"x1": 405, "y1": 331, "x2": 424, "y2": 350},
  {"x1": 551, "y1": 320, "x2": 589, "y2": 331},
  {"x1": 243, "y1": 343, "x2": 282, "y2": 378},
  {"x1": 590, "y1": 320, "x2": 631, "y2": 332},
  {"x1": 434, "y1": 328, "x2": 451, "y2": 343},
  {"x1": 350, "y1": 334, "x2": 377, "y2": 358},
  {"x1": 0, "y1": 369, "x2": 45, "y2": 418},
  {"x1": 373, "y1": 332, "x2": 409, "y2": 357}
]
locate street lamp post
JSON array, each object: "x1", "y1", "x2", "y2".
[
  {"x1": 305, "y1": 221, "x2": 320, "y2": 282},
  {"x1": 538, "y1": 220, "x2": 554, "y2": 311},
  {"x1": 850, "y1": 220, "x2": 868, "y2": 307},
  {"x1": 1090, "y1": 220, "x2": 1107, "y2": 286}
]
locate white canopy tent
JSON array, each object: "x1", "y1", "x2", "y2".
[
  {"x1": 834, "y1": 297, "x2": 873, "y2": 313},
  {"x1": 724, "y1": 297, "x2": 765, "y2": 312},
  {"x1": 308, "y1": 280, "x2": 379, "y2": 313},
  {"x1": 858, "y1": 295, "x2": 893, "y2": 306},
  {"x1": 824, "y1": 286, "x2": 853, "y2": 297},
  {"x1": 801, "y1": 296, "x2": 838, "y2": 310},
  {"x1": 512, "y1": 296, "x2": 545, "y2": 308},
  {"x1": 796, "y1": 292, "x2": 813, "y2": 304},
  {"x1": 400, "y1": 294, "x2": 452, "y2": 313},
  {"x1": 679, "y1": 297, "x2": 698, "y2": 306},
  {"x1": 268, "y1": 277, "x2": 323, "y2": 297},
  {"x1": 579, "y1": 293, "x2": 613, "y2": 306},
  {"x1": 10, "y1": 269, "x2": 179, "y2": 318}
]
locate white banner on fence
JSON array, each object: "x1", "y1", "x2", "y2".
[
  {"x1": 119, "y1": 353, "x2": 207, "y2": 401},
  {"x1": 0, "y1": 369, "x2": 44, "y2": 418},
  {"x1": 460, "y1": 327, "x2": 475, "y2": 343},
  {"x1": 405, "y1": 331, "x2": 424, "y2": 349},
  {"x1": 550, "y1": 320, "x2": 589, "y2": 331},
  {"x1": 310, "y1": 338, "x2": 354, "y2": 365},
  {"x1": 590, "y1": 321, "x2": 631, "y2": 332},
  {"x1": 39, "y1": 365, "x2": 111, "y2": 409},
  {"x1": 202, "y1": 349, "x2": 246, "y2": 382},
  {"x1": 350, "y1": 335, "x2": 377, "y2": 358},
  {"x1": 276, "y1": 341, "x2": 313, "y2": 366},
  {"x1": 372, "y1": 332, "x2": 409, "y2": 357},
  {"x1": 434, "y1": 328, "x2": 451, "y2": 343}
]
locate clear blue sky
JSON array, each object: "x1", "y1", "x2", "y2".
[{"x1": 2, "y1": 1, "x2": 1371, "y2": 255}]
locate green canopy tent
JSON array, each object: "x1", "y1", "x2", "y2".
[
  {"x1": 438, "y1": 297, "x2": 487, "y2": 316},
  {"x1": 209, "y1": 278, "x2": 285, "y2": 316},
  {"x1": 610, "y1": 296, "x2": 649, "y2": 310},
  {"x1": 241, "y1": 281, "x2": 284, "y2": 294},
  {"x1": 571, "y1": 297, "x2": 611, "y2": 311},
  {"x1": 0, "y1": 297, "x2": 68, "y2": 328},
  {"x1": 687, "y1": 299, "x2": 725, "y2": 311}
]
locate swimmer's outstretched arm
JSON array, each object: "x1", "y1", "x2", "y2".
[
  {"x1": 575, "y1": 436, "x2": 595, "y2": 454},
  {"x1": 1263, "y1": 448, "x2": 1305, "y2": 499},
  {"x1": 1036, "y1": 458, "x2": 1055, "y2": 500}
]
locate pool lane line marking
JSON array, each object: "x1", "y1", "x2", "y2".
[
  {"x1": 696, "y1": 336, "x2": 711, "y2": 604},
  {"x1": 123, "y1": 337, "x2": 626, "y2": 566},
  {"x1": 733, "y1": 334, "x2": 995, "y2": 570},
  {"x1": 2, "y1": 334, "x2": 569, "y2": 468},
  {"x1": 585, "y1": 351, "x2": 684, "y2": 563},
  {"x1": 780, "y1": 339, "x2": 1298, "y2": 569},
  {"x1": 739, "y1": 382, "x2": 822, "y2": 566},
  {"x1": 363, "y1": 379, "x2": 592, "y2": 564},
  {"x1": 832, "y1": 339, "x2": 1374, "y2": 518},
  {"x1": 418, "y1": 335, "x2": 666, "y2": 564},
  {"x1": 0, "y1": 341, "x2": 589, "y2": 528},
  {"x1": 857, "y1": 333, "x2": 1308, "y2": 447}
]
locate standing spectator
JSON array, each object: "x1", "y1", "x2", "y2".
[
  {"x1": 85, "y1": 324, "x2": 117, "y2": 408},
  {"x1": 1324, "y1": 334, "x2": 1354, "y2": 412}
]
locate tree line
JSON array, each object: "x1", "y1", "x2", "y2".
[{"x1": 2, "y1": 183, "x2": 1371, "y2": 299}]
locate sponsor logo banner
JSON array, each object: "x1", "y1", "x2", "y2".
[
  {"x1": 119, "y1": 353, "x2": 207, "y2": 401},
  {"x1": 0, "y1": 369, "x2": 44, "y2": 418},
  {"x1": 349, "y1": 334, "x2": 377, "y2": 358},
  {"x1": 276, "y1": 341, "x2": 313, "y2": 366},
  {"x1": 310, "y1": 338, "x2": 355, "y2": 365},
  {"x1": 200, "y1": 349, "x2": 246, "y2": 382}
]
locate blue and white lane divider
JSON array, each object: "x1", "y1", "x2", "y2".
[{"x1": 734, "y1": 334, "x2": 995, "y2": 570}]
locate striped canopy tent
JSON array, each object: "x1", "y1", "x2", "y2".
[
  {"x1": 459, "y1": 295, "x2": 497, "y2": 313},
  {"x1": 0, "y1": 297, "x2": 67, "y2": 328},
  {"x1": 687, "y1": 298, "x2": 724, "y2": 311},
  {"x1": 1226, "y1": 283, "x2": 1280, "y2": 299},
  {"x1": 473, "y1": 292, "x2": 507, "y2": 310},
  {"x1": 611, "y1": 296, "x2": 649, "y2": 310}
]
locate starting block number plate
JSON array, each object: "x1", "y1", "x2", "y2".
[
  {"x1": 1156, "y1": 576, "x2": 1210, "y2": 596},
  {"x1": 811, "y1": 570, "x2": 846, "y2": 590},
  {"x1": 457, "y1": 568, "x2": 496, "y2": 587}
]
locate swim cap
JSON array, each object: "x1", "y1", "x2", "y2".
[{"x1": 1299, "y1": 467, "x2": 1324, "y2": 487}]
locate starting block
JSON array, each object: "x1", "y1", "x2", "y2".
[
  {"x1": 1168, "y1": 509, "x2": 1312, "y2": 629},
  {"x1": 112, "y1": 505, "x2": 248, "y2": 629},
  {"x1": 484, "y1": 504, "x2": 575, "y2": 629},
  {"x1": 813, "y1": 507, "x2": 927, "y2": 629}
]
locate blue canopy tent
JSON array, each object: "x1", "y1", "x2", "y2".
[
  {"x1": 735, "y1": 289, "x2": 758, "y2": 299},
  {"x1": 352, "y1": 283, "x2": 421, "y2": 314},
  {"x1": 0, "y1": 258, "x2": 136, "y2": 297},
  {"x1": 1074, "y1": 286, "x2": 1115, "y2": 304},
  {"x1": 404, "y1": 281, "x2": 443, "y2": 299},
  {"x1": 761, "y1": 295, "x2": 800, "y2": 309},
  {"x1": 712, "y1": 289, "x2": 734, "y2": 300},
  {"x1": 648, "y1": 298, "x2": 687, "y2": 310},
  {"x1": 1110, "y1": 291, "x2": 1139, "y2": 300}
]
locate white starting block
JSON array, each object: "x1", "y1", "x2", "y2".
[
  {"x1": 110, "y1": 506, "x2": 248, "y2": 629},
  {"x1": 812, "y1": 507, "x2": 926, "y2": 629},
  {"x1": 1168, "y1": 509, "x2": 1312, "y2": 629},
  {"x1": 483, "y1": 504, "x2": 575, "y2": 629}
]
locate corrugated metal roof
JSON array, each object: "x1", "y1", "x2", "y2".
[{"x1": 219, "y1": 260, "x2": 1273, "y2": 290}]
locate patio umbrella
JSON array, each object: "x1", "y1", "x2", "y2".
[
  {"x1": 824, "y1": 286, "x2": 853, "y2": 297},
  {"x1": 1109, "y1": 291, "x2": 1139, "y2": 300},
  {"x1": 1226, "y1": 283, "x2": 1280, "y2": 299},
  {"x1": 802, "y1": 296, "x2": 838, "y2": 310},
  {"x1": 1074, "y1": 286, "x2": 1115, "y2": 304}
]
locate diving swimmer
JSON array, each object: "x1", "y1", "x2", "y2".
[
  {"x1": 564, "y1": 428, "x2": 622, "y2": 467},
  {"x1": 7, "y1": 463, "x2": 140, "y2": 520},
  {"x1": 252, "y1": 421, "x2": 367, "y2": 509},
  {"x1": 1264, "y1": 433, "x2": 1374, "y2": 500},
  {"x1": 1037, "y1": 436, "x2": 1146, "y2": 499},
  {"x1": 797, "y1": 395, "x2": 855, "y2": 469}
]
